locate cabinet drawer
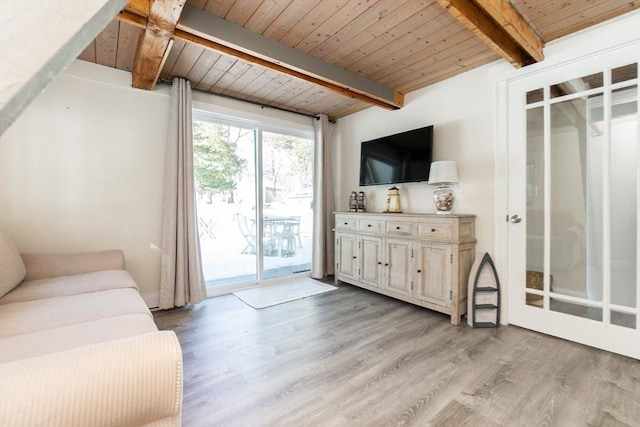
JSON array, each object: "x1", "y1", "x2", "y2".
[
  {"x1": 335, "y1": 216, "x2": 357, "y2": 231},
  {"x1": 358, "y1": 219, "x2": 383, "y2": 233},
  {"x1": 386, "y1": 220, "x2": 414, "y2": 236},
  {"x1": 416, "y1": 221, "x2": 455, "y2": 240}
]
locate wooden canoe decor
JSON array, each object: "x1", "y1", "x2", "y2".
[{"x1": 468, "y1": 252, "x2": 501, "y2": 328}]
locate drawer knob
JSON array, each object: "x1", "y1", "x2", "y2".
[
  {"x1": 367, "y1": 224, "x2": 372, "y2": 227},
  {"x1": 396, "y1": 226, "x2": 401, "y2": 230},
  {"x1": 417, "y1": 269, "x2": 422, "y2": 273},
  {"x1": 353, "y1": 256, "x2": 357, "y2": 259},
  {"x1": 378, "y1": 262, "x2": 382, "y2": 265},
  {"x1": 431, "y1": 228, "x2": 436, "y2": 232},
  {"x1": 384, "y1": 263, "x2": 389, "y2": 266},
  {"x1": 344, "y1": 222, "x2": 348, "y2": 225}
]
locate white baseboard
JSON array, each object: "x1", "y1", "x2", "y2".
[{"x1": 142, "y1": 291, "x2": 160, "y2": 309}]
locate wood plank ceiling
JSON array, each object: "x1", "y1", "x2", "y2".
[{"x1": 78, "y1": 0, "x2": 640, "y2": 119}]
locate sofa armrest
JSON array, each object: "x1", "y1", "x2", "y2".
[
  {"x1": 21, "y1": 250, "x2": 125, "y2": 281},
  {"x1": 0, "y1": 331, "x2": 183, "y2": 427}
]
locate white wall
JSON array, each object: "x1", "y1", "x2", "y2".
[
  {"x1": 0, "y1": 59, "x2": 315, "y2": 305},
  {"x1": 0, "y1": 61, "x2": 171, "y2": 303},
  {"x1": 333, "y1": 60, "x2": 510, "y2": 257}
]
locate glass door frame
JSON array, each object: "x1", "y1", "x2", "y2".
[
  {"x1": 193, "y1": 110, "x2": 314, "y2": 295},
  {"x1": 505, "y1": 44, "x2": 639, "y2": 359}
]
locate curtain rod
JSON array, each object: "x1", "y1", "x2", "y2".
[{"x1": 157, "y1": 78, "x2": 333, "y2": 122}]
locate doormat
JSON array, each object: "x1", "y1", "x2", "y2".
[{"x1": 233, "y1": 278, "x2": 337, "y2": 309}]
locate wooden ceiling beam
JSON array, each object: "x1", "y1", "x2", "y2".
[
  {"x1": 131, "y1": 0, "x2": 185, "y2": 90},
  {"x1": 171, "y1": 29, "x2": 399, "y2": 111},
  {"x1": 124, "y1": 0, "x2": 150, "y2": 16},
  {"x1": 436, "y1": 0, "x2": 543, "y2": 68},
  {"x1": 474, "y1": 0, "x2": 544, "y2": 62},
  {"x1": 117, "y1": 1, "x2": 404, "y2": 110},
  {"x1": 176, "y1": 5, "x2": 403, "y2": 110}
]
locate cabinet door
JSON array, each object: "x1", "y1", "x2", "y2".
[
  {"x1": 384, "y1": 238, "x2": 413, "y2": 297},
  {"x1": 414, "y1": 242, "x2": 452, "y2": 307},
  {"x1": 336, "y1": 233, "x2": 358, "y2": 281},
  {"x1": 360, "y1": 235, "x2": 382, "y2": 288}
]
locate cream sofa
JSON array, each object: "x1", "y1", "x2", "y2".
[{"x1": 0, "y1": 232, "x2": 183, "y2": 426}]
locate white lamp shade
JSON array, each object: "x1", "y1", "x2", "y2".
[{"x1": 428, "y1": 160, "x2": 459, "y2": 185}]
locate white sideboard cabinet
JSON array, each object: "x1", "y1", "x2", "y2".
[{"x1": 334, "y1": 212, "x2": 476, "y2": 325}]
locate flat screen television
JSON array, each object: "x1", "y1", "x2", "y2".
[{"x1": 359, "y1": 125, "x2": 433, "y2": 186}]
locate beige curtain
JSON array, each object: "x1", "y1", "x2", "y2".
[
  {"x1": 159, "y1": 77, "x2": 206, "y2": 309},
  {"x1": 311, "y1": 113, "x2": 335, "y2": 278}
]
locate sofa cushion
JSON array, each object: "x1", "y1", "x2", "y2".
[
  {"x1": 0, "y1": 314, "x2": 158, "y2": 363},
  {"x1": 0, "y1": 269, "x2": 138, "y2": 305},
  {"x1": 0, "y1": 288, "x2": 152, "y2": 339},
  {"x1": 0, "y1": 331, "x2": 183, "y2": 427},
  {"x1": 0, "y1": 232, "x2": 26, "y2": 299},
  {"x1": 21, "y1": 250, "x2": 125, "y2": 281}
]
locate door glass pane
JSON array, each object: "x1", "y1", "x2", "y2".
[
  {"x1": 585, "y1": 93, "x2": 605, "y2": 303},
  {"x1": 612, "y1": 63, "x2": 637, "y2": 84},
  {"x1": 549, "y1": 96, "x2": 590, "y2": 307},
  {"x1": 526, "y1": 106, "x2": 546, "y2": 302},
  {"x1": 611, "y1": 311, "x2": 636, "y2": 329},
  {"x1": 194, "y1": 121, "x2": 257, "y2": 285},
  {"x1": 550, "y1": 297, "x2": 602, "y2": 321},
  {"x1": 550, "y1": 72, "x2": 603, "y2": 98},
  {"x1": 262, "y1": 131, "x2": 313, "y2": 279},
  {"x1": 610, "y1": 85, "x2": 637, "y2": 308},
  {"x1": 526, "y1": 293, "x2": 544, "y2": 308},
  {"x1": 526, "y1": 89, "x2": 543, "y2": 104}
]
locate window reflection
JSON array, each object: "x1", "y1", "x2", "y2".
[
  {"x1": 550, "y1": 72, "x2": 603, "y2": 98},
  {"x1": 549, "y1": 97, "x2": 590, "y2": 302},
  {"x1": 527, "y1": 88, "x2": 544, "y2": 104},
  {"x1": 612, "y1": 63, "x2": 637, "y2": 84},
  {"x1": 526, "y1": 106, "x2": 545, "y2": 305},
  {"x1": 609, "y1": 85, "x2": 637, "y2": 308}
]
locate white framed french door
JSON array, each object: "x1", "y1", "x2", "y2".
[{"x1": 507, "y1": 43, "x2": 639, "y2": 359}]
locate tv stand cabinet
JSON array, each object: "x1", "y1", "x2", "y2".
[{"x1": 334, "y1": 212, "x2": 476, "y2": 325}]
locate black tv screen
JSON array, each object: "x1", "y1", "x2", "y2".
[{"x1": 359, "y1": 125, "x2": 433, "y2": 186}]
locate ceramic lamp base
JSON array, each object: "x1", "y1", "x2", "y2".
[{"x1": 433, "y1": 186, "x2": 455, "y2": 214}]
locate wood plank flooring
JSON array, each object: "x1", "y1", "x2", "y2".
[{"x1": 153, "y1": 282, "x2": 640, "y2": 427}]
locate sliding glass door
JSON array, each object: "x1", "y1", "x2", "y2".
[
  {"x1": 193, "y1": 114, "x2": 313, "y2": 290},
  {"x1": 262, "y1": 130, "x2": 313, "y2": 279},
  {"x1": 193, "y1": 119, "x2": 257, "y2": 285}
]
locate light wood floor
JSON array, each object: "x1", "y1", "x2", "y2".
[{"x1": 153, "y1": 281, "x2": 640, "y2": 427}]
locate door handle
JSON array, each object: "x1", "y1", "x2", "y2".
[{"x1": 510, "y1": 215, "x2": 522, "y2": 223}]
